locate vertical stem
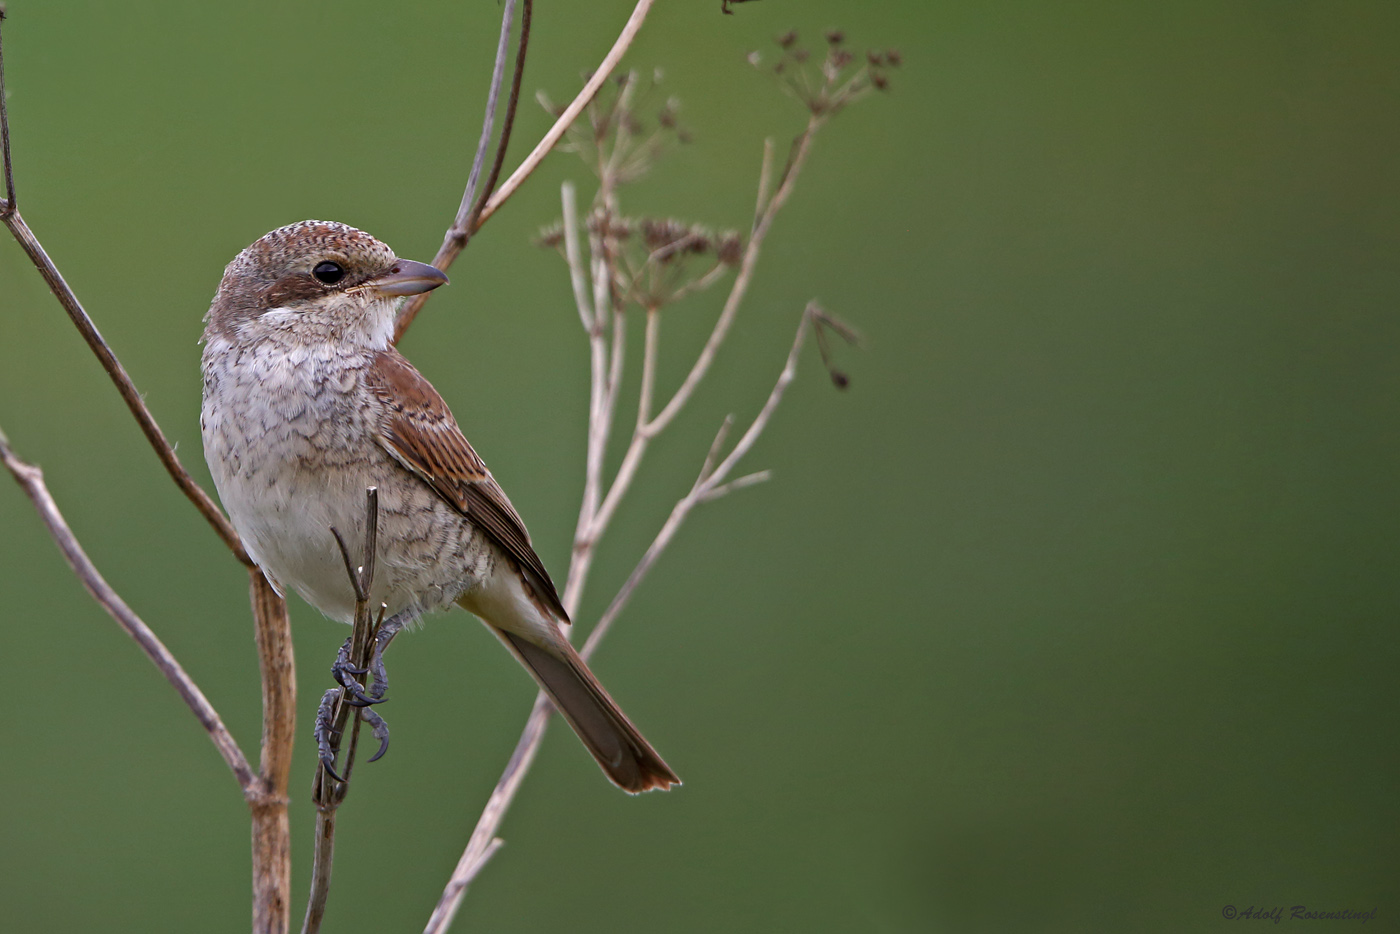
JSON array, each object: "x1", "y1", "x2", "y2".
[
  {"x1": 249, "y1": 569, "x2": 296, "y2": 934},
  {"x1": 637, "y1": 306, "x2": 659, "y2": 430}
]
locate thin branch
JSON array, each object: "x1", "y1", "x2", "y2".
[
  {"x1": 426, "y1": 302, "x2": 845, "y2": 933},
  {"x1": 0, "y1": 17, "x2": 248, "y2": 563},
  {"x1": 645, "y1": 117, "x2": 823, "y2": 437},
  {"x1": 561, "y1": 182, "x2": 595, "y2": 332},
  {"x1": 0, "y1": 425, "x2": 257, "y2": 793},
  {"x1": 397, "y1": 0, "x2": 656, "y2": 344},
  {"x1": 473, "y1": 0, "x2": 656, "y2": 232},
  {"x1": 637, "y1": 307, "x2": 660, "y2": 432},
  {"x1": 0, "y1": 6, "x2": 13, "y2": 214},
  {"x1": 1, "y1": 219, "x2": 248, "y2": 560},
  {"x1": 304, "y1": 489, "x2": 383, "y2": 934},
  {"x1": 249, "y1": 568, "x2": 295, "y2": 934},
  {"x1": 585, "y1": 303, "x2": 839, "y2": 655},
  {"x1": 578, "y1": 123, "x2": 822, "y2": 551},
  {"x1": 394, "y1": 0, "x2": 532, "y2": 342},
  {"x1": 454, "y1": 0, "x2": 519, "y2": 243},
  {"x1": 699, "y1": 469, "x2": 771, "y2": 503},
  {"x1": 466, "y1": 0, "x2": 533, "y2": 233}
]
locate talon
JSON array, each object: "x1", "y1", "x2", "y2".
[
  {"x1": 331, "y1": 636, "x2": 381, "y2": 705},
  {"x1": 314, "y1": 688, "x2": 346, "y2": 783},
  {"x1": 360, "y1": 706, "x2": 391, "y2": 763},
  {"x1": 364, "y1": 614, "x2": 408, "y2": 702}
]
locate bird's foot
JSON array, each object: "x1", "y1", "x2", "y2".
[
  {"x1": 315, "y1": 687, "x2": 346, "y2": 782},
  {"x1": 361, "y1": 613, "x2": 409, "y2": 704},
  {"x1": 331, "y1": 636, "x2": 384, "y2": 707}
]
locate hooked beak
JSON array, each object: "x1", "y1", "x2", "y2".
[{"x1": 362, "y1": 259, "x2": 449, "y2": 297}]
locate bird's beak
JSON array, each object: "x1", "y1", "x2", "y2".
[{"x1": 363, "y1": 259, "x2": 449, "y2": 297}]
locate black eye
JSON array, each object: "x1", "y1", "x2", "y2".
[{"x1": 312, "y1": 261, "x2": 345, "y2": 284}]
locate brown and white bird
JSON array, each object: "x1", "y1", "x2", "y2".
[{"x1": 200, "y1": 220, "x2": 678, "y2": 793}]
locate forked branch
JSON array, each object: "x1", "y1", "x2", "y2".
[
  {"x1": 424, "y1": 300, "x2": 854, "y2": 933},
  {"x1": 0, "y1": 11, "x2": 248, "y2": 563},
  {"x1": 0, "y1": 424, "x2": 258, "y2": 794},
  {"x1": 302, "y1": 488, "x2": 386, "y2": 934},
  {"x1": 394, "y1": 0, "x2": 658, "y2": 342}
]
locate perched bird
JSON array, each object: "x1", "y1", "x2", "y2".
[{"x1": 200, "y1": 220, "x2": 678, "y2": 793}]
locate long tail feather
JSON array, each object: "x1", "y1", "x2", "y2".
[{"x1": 492, "y1": 628, "x2": 680, "y2": 794}]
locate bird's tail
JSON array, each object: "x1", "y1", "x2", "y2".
[{"x1": 491, "y1": 626, "x2": 680, "y2": 794}]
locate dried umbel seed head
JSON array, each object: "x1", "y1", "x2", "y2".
[
  {"x1": 641, "y1": 218, "x2": 694, "y2": 254},
  {"x1": 760, "y1": 26, "x2": 901, "y2": 115},
  {"x1": 716, "y1": 232, "x2": 744, "y2": 266},
  {"x1": 587, "y1": 210, "x2": 632, "y2": 242},
  {"x1": 533, "y1": 224, "x2": 564, "y2": 250}
]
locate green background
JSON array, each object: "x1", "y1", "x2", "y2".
[{"x1": 2, "y1": 1, "x2": 1396, "y2": 931}]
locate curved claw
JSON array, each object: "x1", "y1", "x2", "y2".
[
  {"x1": 314, "y1": 688, "x2": 346, "y2": 783},
  {"x1": 360, "y1": 707, "x2": 391, "y2": 763},
  {"x1": 320, "y1": 754, "x2": 346, "y2": 784},
  {"x1": 333, "y1": 654, "x2": 382, "y2": 706}
]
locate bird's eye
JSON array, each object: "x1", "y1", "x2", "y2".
[{"x1": 312, "y1": 261, "x2": 345, "y2": 284}]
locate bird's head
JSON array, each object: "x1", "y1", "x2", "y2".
[{"x1": 205, "y1": 220, "x2": 447, "y2": 348}]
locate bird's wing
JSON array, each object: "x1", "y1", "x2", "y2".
[{"x1": 365, "y1": 348, "x2": 569, "y2": 622}]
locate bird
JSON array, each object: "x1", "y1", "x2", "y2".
[{"x1": 200, "y1": 219, "x2": 679, "y2": 793}]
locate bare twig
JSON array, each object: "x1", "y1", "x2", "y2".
[
  {"x1": 426, "y1": 299, "x2": 849, "y2": 931},
  {"x1": 646, "y1": 117, "x2": 823, "y2": 436},
  {"x1": 249, "y1": 569, "x2": 296, "y2": 934},
  {"x1": 398, "y1": 0, "x2": 659, "y2": 342},
  {"x1": 0, "y1": 424, "x2": 257, "y2": 793},
  {"x1": 561, "y1": 182, "x2": 595, "y2": 332},
  {"x1": 582, "y1": 121, "x2": 822, "y2": 551},
  {"x1": 464, "y1": 0, "x2": 533, "y2": 236},
  {"x1": 585, "y1": 303, "x2": 848, "y2": 652},
  {"x1": 2, "y1": 18, "x2": 299, "y2": 930},
  {"x1": 0, "y1": 7, "x2": 13, "y2": 215},
  {"x1": 303, "y1": 488, "x2": 383, "y2": 934},
  {"x1": 395, "y1": 0, "x2": 532, "y2": 340},
  {"x1": 476, "y1": 0, "x2": 655, "y2": 232},
  {"x1": 0, "y1": 15, "x2": 248, "y2": 563},
  {"x1": 454, "y1": 0, "x2": 519, "y2": 242}
]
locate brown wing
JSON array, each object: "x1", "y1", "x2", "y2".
[{"x1": 365, "y1": 349, "x2": 569, "y2": 622}]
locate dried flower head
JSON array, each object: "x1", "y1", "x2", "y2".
[
  {"x1": 534, "y1": 223, "x2": 564, "y2": 250},
  {"x1": 760, "y1": 26, "x2": 900, "y2": 115},
  {"x1": 551, "y1": 67, "x2": 690, "y2": 185},
  {"x1": 716, "y1": 232, "x2": 744, "y2": 266}
]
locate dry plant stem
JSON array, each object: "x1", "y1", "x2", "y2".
[
  {"x1": 249, "y1": 569, "x2": 296, "y2": 934},
  {"x1": 474, "y1": 0, "x2": 655, "y2": 231},
  {"x1": 466, "y1": 0, "x2": 533, "y2": 234},
  {"x1": 422, "y1": 305, "x2": 829, "y2": 934},
  {"x1": 425, "y1": 123, "x2": 827, "y2": 929},
  {"x1": 0, "y1": 19, "x2": 247, "y2": 562},
  {"x1": 645, "y1": 116, "x2": 822, "y2": 436},
  {"x1": 0, "y1": 425, "x2": 257, "y2": 791},
  {"x1": 587, "y1": 118, "x2": 821, "y2": 544},
  {"x1": 453, "y1": 0, "x2": 519, "y2": 241},
  {"x1": 583, "y1": 304, "x2": 825, "y2": 657},
  {"x1": 0, "y1": 214, "x2": 249, "y2": 561},
  {"x1": 2, "y1": 18, "x2": 296, "y2": 930},
  {"x1": 397, "y1": 0, "x2": 658, "y2": 342},
  {"x1": 394, "y1": 0, "x2": 532, "y2": 341},
  {"x1": 303, "y1": 489, "x2": 382, "y2": 934},
  {"x1": 0, "y1": 8, "x2": 12, "y2": 214}
]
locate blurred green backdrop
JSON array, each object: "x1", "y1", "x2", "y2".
[{"x1": 2, "y1": 2, "x2": 1397, "y2": 931}]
